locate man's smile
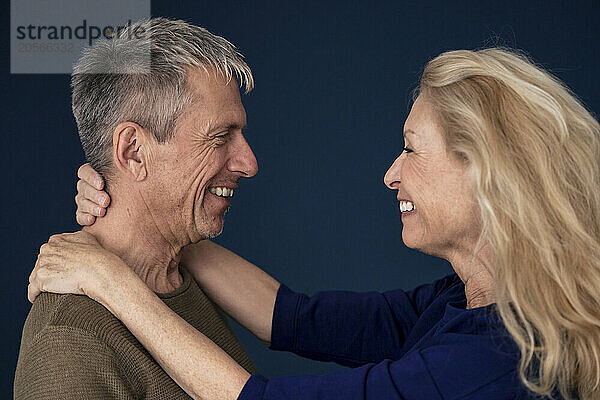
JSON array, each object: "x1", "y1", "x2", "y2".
[{"x1": 209, "y1": 186, "x2": 235, "y2": 197}]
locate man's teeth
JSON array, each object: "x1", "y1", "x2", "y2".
[
  {"x1": 209, "y1": 187, "x2": 234, "y2": 197},
  {"x1": 399, "y1": 201, "x2": 415, "y2": 212}
]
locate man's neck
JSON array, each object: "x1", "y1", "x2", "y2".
[{"x1": 83, "y1": 190, "x2": 184, "y2": 293}]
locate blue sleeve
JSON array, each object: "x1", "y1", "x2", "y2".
[
  {"x1": 270, "y1": 274, "x2": 460, "y2": 367},
  {"x1": 239, "y1": 338, "x2": 519, "y2": 400}
]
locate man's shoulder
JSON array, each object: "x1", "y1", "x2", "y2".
[
  {"x1": 30, "y1": 292, "x2": 113, "y2": 326},
  {"x1": 15, "y1": 294, "x2": 149, "y2": 399},
  {"x1": 22, "y1": 292, "x2": 138, "y2": 349}
]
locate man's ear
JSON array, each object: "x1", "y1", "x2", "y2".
[{"x1": 112, "y1": 122, "x2": 151, "y2": 182}]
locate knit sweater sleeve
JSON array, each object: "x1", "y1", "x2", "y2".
[{"x1": 14, "y1": 325, "x2": 138, "y2": 400}]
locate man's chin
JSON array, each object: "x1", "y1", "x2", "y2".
[
  {"x1": 196, "y1": 215, "x2": 225, "y2": 240},
  {"x1": 205, "y1": 225, "x2": 224, "y2": 239}
]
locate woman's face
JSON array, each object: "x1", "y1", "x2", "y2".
[{"x1": 384, "y1": 95, "x2": 481, "y2": 259}]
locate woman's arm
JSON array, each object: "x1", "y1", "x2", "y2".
[
  {"x1": 29, "y1": 232, "x2": 249, "y2": 400},
  {"x1": 31, "y1": 233, "x2": 492, "y2": 400},
  {"x1": 181, "y1": 241, "x2": 280, "y2": 345}
]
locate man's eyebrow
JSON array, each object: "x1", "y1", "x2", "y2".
[
  {"x1": 222, "y1": 123, "x2": 247, "y2": 130},
  {"x1": 403, "y1": 129, "x2": 416, "y2": 137},
  {"x1": 210, "y1": 123, "x2": 247, "y2": 134}
]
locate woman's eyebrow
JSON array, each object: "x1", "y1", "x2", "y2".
[{"x1": 404, "y1": 129, "x2": 416, "y2": 137}]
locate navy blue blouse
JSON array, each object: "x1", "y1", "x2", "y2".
[{"x1": 237, "y1": 273, "x2": 546, "y2": 399}]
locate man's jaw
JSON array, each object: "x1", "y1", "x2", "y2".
[{"x1": 192, "y1": 180, "x2": 239, "y2": 238}]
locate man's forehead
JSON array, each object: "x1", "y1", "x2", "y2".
[
  {"x1": 183, "y1": 67, "x2": 246, "y2": 131},
  {"x1": 185, "y1": 105, "x2": 246, "y2": 135},
  {"x1": 186, "y1": 66, "x2": 241, "y2": 100}
]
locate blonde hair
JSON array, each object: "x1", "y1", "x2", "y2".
[{"x1": 418, "y1": 48, "x2": 600, "y2": 399}]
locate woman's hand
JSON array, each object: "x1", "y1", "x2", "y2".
[
  {"x1": 75, "y1": 163, "x2": 110, "y2": 226},
  {"x1": 28, "y1": 231, "x2": 128, "y2": 309}
]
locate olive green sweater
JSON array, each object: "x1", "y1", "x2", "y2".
[{"x1": 14, "y1": 265, "x2": 256, "y2": 399}]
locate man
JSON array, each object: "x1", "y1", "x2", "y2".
[{"x1": 14, "y1": 18, "x2": 258, "y2": 399}]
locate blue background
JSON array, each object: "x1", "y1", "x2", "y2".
[{"x1": 2, "y1": 1, "x2": 599, "y2": 397}]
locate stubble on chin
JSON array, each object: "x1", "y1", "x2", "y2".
[{"x1": 195, "y1": 210, "x2": 228, "y2": 241}]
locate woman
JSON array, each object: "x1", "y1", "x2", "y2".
[{"x1": 29, "y1": 48, "x2": 600, "y2": 399}]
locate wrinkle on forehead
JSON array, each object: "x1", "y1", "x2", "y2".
[{"x1": 404, "y1": 98, "x2": 442, "y2": 148}]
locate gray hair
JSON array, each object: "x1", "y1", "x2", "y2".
[{"x1": 71, "y1": 18, "x2": 254, "y2": 182}]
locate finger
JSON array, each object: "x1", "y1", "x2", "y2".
[
  {"x1": 38, "y1": 246, "x2": 60, "y2": 264},
  {"x1": 47, "y1": 234, "x2": 63, "y2": 243},
  {"x1": 76, "y1": 195, "x2": 105, "y2": 217},
  {"x1": 28, "y1": 257, "x2": 48, "y2": 301},
  {"x1": 58, "y1": 230, "x2": 97, "y2": 244},
  {"x1": 47, "y1": 233, "x2": 69, "y2": 244},
  {"x1": 77, "y1": 179, "x2": 110, "y2": 208},
  {"x1": 76, "y1": 211, "x2": 96, "y2": 227},
  {"x1": 74, "y1": 230, "x2": 98, "y2": 242},
  {"x1": 78, "y1": 163, "x2": 104, "y2": 190},
  {"x1": 29, "y1": 262, "x2": 37, "y2": 284},
  {"x1": 40, "y1": 241, "x2": 75, "y2": 259},
  {"x1": 28, "y1": 282, "x2": 42, "y2": 303}
]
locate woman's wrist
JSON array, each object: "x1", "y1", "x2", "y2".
[
  {"x1": 92, "y1": 267, "x2": 143, "y2": 318},
  {"x1": 84, "y1": 255, "x2": 134, "y2": 308}
]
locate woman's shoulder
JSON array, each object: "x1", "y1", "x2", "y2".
[
  {"x1": 412, "y1": 304, "x2": 523, "y2": 399},
  {"x1": 400, "y1": 271, "x2": 465, "y2": 315},
  {"x1": 415, "y1": 271, "x2": 464, "y2": 298}
]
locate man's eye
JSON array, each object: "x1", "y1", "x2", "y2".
[
  {"x1": 212, "y1": 132, "x2": 230, "y2": 144},
  {"x1": 206, "y1": 134, "x2": 228, "y2": 148},
  {"x1": 402, "y1": 147, "x2": 413, "y2": 154}
]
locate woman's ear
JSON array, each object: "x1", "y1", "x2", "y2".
[{"x1": 112, "y1": 122, "x2": 149, "y2": 182}]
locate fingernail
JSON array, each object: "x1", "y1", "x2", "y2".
[{"x1": 96, "y1": 207, "x2": 103, "y2": 215}]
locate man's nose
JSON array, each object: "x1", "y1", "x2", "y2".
[
  {"x1": 383, "y1": 156, "x2": 403, "y2": 189},
  {"x1": 228, "y1": 134, "x2": 258, "y2": 178}
]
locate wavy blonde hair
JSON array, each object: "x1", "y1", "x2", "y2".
[{"x1": 417, "y1": 48, "x2": 600, "y2": 399}]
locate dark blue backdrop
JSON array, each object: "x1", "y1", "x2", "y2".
[{"x1": 2, "y1": 1, "x2": 599, "y2": 397}]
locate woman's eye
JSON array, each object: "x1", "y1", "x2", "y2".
[{"x1": 402, "y1": 147, "x2": 413, "y2": 154}]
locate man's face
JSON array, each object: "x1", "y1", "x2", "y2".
[{"x1": 144, "y1": 67, "x2": 258, "y2": 243}]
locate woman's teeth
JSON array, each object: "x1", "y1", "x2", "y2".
[
  {"x1": 209, "y1": 187, "x2": 234, "y2": 197},
  {"x1": 399, "y1": 200, "x2": 415, "y2": 212}
]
